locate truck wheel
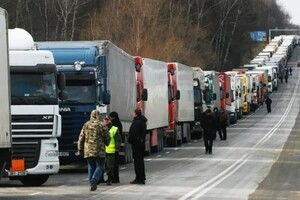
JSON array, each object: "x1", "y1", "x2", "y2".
[{"x1": 19, "y1": 175, "x2": 49, "y2": 186}]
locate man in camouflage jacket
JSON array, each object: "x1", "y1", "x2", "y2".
[{"x1": 77, "y1": 110, "x2": 110, "y2": 191}]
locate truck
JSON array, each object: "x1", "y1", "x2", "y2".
[
  {"x1": 7, "y1": 28, "x2": 66, "y2": 186},
  {"x1": 0, "y1": 7, "x2": 11, "y2": 182},
  {"x1": 203, "y1": 71, "x2": 221, "y2": 110},
  {"x1": 174, "y1": 63, "x2": 194, "y2": 144},
  {"x1": 219, "y1": 72, "x2": 231, "y2": 111},
  {"x1": 134, "y1": 56, "x2": 168, "y2": 154},
  {"x1": 224, "y1": 71, "x2": 243, "y2": 123},
  {"x1": 238, "y1": 73, "x2": 250, "y2": 114},
  {"x1": 164, "y1": 63, "x2": 194, "y2": 146},
  {"x1": 38, "y1": 41, "x2": 136, "y2": 165},
  {"x1": 245, "y1": 71, "x2": 264, "y2": 111},
  {"x1": 191, "y1": 67, "x2": 205, "y2": 139},
  {"x1": 257, "y1": 66, "x2": 278, "y2": 92},
  {"x1": 164, "y1": 63, "x2": 180, "y2": 147}
]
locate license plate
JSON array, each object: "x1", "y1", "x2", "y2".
[
  {"x1": 59, "y1": 152, "x2": 70, "y2": 157},
  {"x1": 7, "y1": 170, "x2": 27, "y2": 176}
]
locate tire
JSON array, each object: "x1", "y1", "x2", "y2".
[{"x1": 19, "y1": 175, "x2": 49, "y2": 186}]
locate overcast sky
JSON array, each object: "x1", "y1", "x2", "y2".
[{"x1": 276, "y1": 0, "x2": 300, "y2": 25}]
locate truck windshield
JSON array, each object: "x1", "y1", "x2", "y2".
[
  {"x1": 11, "y1": 72, "x2": 58, "y2": 105},
  {"x1": 64, "y1": 79, "x2": 96, "y2": 104}
]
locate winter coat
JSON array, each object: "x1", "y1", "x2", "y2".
[
  {"x1": 77, "y1": 110, "x2": 110, "y2": 158},
  {"x1": 220, "y1": 111, "x2": 229, "y2": 127},
  {"x1": 201, "y1": 111, "x2": 216, "y2": 140},
  {"x1": 213, "y1": 109, "x2": 221, "y2": 128},
  {"x1": 128, "y1": 115, "x2": 147, "y2": 146},
  {"x1": 265, "y1": 98, "x2": 272, "y2": 105}
]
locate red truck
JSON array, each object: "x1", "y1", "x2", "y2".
[{"x1": 134, "y1": 56, "x2": 168, "y2": 154}]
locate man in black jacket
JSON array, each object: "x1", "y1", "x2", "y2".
[{"x1": 128, "y1": 108, "x2": 147, "y2": 184}]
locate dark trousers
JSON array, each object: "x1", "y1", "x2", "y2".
[
  {"x1": 215, "y1": 127, "x2": 222, "y2": 140},
  {"x1": 113, "y1": 151, "x2": 119, "y2": 182},
  {"x1": 267, "y1": 105, "x2": 271, "y2": 113},
  {"x1": 132, "y1": 144, "x2": 145, "y2": 181},
  {"x1": 105, "y1": 153, "x2": 115, "y2": 182},
  {"x1": 221, "y1": 125, "x2": 227, "y2": 140},
  {"x1": 204, "y1": 137, "x2": 213, "y2": 153}
]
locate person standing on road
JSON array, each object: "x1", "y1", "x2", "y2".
[
  {"x1": 128, "y1": 108, "x2": 147, "y2": 184},
  {"x1": 289, "y1": 67, "x2": 292, "y2": 76},
  {"x1": 108, "y1": 111, "x2": 123, "y2": 183},
  {"x1": 201, "y1": 107, "x2": 215, "y2": 154},
  {"x1": 265, "y1": 96, "x2": 272, "y2": 113},
  {"x1": 77, "y1": 110, "x2": 110, "y2": 191},
  {"x1": 285, "y1": 68, "x2": 289, "y2": 83},
  {"x1": 213, "y1": 107, "x2": 222, "y2": 140},
  {"x1": 220, "y1": 108, "x2": 229, "y2": 140},
  {"x1": 103, "y1": 116, "x2": 121, "y2": 186}
]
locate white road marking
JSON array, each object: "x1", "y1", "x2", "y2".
[{"x1": 29, "y1": 192, "x2": 42, "y2": 196}]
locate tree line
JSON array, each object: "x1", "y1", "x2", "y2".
[{"x1": 0, "y1": 0, "x2": 296, "y2": 70}]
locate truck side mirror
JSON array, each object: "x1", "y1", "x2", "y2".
[
  {"x1": 57, "y1": 73, "x2": 66, "y2": 90},
  {"x1": 141, "y1": 88, "x2": 148, "y2": 101},
  {"x1": 213, "y1": 93, "x2": 217, "y2": 100},
  {"x1": 176, "y1": 90, "x2": 180, "y2": 100},
  {"x1": 59, "y1": 91, "x2": 68, "y2": 100},
  {"x1": 103, "y1": 90, "x2": 111, "y2": 105}
]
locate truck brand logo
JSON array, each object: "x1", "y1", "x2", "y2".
[
  {"x1": 42, "y1": 116, "x2": 53, "y2": 120},
  {"x1": 59, "y1": 107, "x2": 72, "y2": 112}
]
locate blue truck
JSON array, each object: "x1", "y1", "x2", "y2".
[{"x1": 37, "y1": 41, "x2": 136, "y2": 165}]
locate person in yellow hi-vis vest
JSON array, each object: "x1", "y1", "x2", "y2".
[{"x1": 103, "y1": 116, "x2": 121, "y2": 185}]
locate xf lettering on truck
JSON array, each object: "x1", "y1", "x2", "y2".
[{"x1": 42, "y1": 116, "x2": 53, "y2": 120}]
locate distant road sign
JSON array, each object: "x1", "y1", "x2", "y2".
[{"x1": 250, "y1": 31, "x2": 267, "y2": 42}]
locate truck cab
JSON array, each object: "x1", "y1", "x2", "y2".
[{"x1": 8, "y1": 28, "x2": 66, "y2": 186}]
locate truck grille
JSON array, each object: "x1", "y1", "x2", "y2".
[
  {"x1": 12, "y1": 138, "x2": 41, "y2": 169},
  {"x1": 12, "y1": 115, "x2": 54, "y2": 137},
  {"x1": 59, "y1": 111, "x2": 90, "y2": 149}
]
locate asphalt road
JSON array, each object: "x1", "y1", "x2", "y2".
[{"x1": 1, "y1": 47, "x2": 300, "y2": 200}]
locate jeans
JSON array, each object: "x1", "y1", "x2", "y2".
[{"x1": 87, "y1": 157, "x2": 105, "y2": 186}]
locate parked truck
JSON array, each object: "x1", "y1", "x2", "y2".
[
  {"x1": 191, "y1": 67, "x2": 205, "y2": 139},
  {"x1": 164, "y1": 63, "x2": 194, "y2": 146},
  {"x1": 164, "y1": 63, "x2": 180, "y2": 147},
  {"x1": 0, "y1": 7, "x2": 11, "y2": 182},
  {"x1": 134, "y1": 56, "x2": 168, "y2": 154},
  {"x1": 219, "y1": 72, "x2": 231, "y2": 111},
  {"x1": 203, "y1": 71, "x2": 221, "y2": 110},
  {"x1": 7, "y1": 28, "x2": 66, "y2": 186},
  {"x1": 225, "y1": 71, "x2": 243, "y2": 123},
  {"x1": 38, "y1": 41, "x2": 136, "y2": 165},
  {"x1": 174, "y1": 63, "x2": 194, "y2": 144}
]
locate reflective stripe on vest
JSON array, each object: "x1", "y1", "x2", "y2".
[{"x1": 105, "y1": 126, "x2": 118, "y2": 153}]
